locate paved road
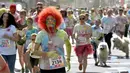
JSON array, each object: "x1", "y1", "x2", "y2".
[{"x1": 15, "y1": 47, "x2": 130, "y2": 73}]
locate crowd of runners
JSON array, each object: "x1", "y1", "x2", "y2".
[{"x1": 0, "y1": 1, "x2": 130, "y2": 73}]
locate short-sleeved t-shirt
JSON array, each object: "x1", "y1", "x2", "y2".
[
  {"x1": 101, "y1": 16, "x2": 117, "y2": 34},
  {"x1": 35, "y1": 29, "x2": 68, "y2": 70},
  {"x1": 66, "y1": 15, "x2": 75, "y2": 28},
  {"x1": 0, "y1": 25, "x2": 17, "y2": 55},
  {"x1": 92, "y1": 25, "x2": 103, "y2": 40},
  {"x1": 73, "y1": 23, "x2": 92, "y2": 45},
  {"x1": 116, "y1": 15, "x2": 128, "y2": 32},
  {"x1": 27, "y1": 42, "x2": 35, "y2": 53}
]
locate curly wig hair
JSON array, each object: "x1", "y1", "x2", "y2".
[{"x1": 38, "y1": 6, "x2": 63, "y2": 30}]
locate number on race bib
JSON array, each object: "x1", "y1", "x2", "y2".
[
  {"x1": 49, "y1": 56, "x2": 65, "y2": 69},
  {"x1": 77, "y1": 36, "x2": 86, "y2": 44}
]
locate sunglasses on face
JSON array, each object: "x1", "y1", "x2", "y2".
[
  {"x1": 119, "y1": 10, "x2": 123, "y2": 12},
  {"x1": 37, "y1": 6, "x2": 43, "y2": 9},
  {"x1": 31, "y1": 39, "x2": 35, "y2": 41},
  {"x1": 37, "y1": 7, "x2": 43, "y2": 10},
  {"x1": 79, "y1": 17, "x2": 85, "y2": 20},
  {"x1": 46, "y1": 18, "x2": 56, "y2": 22}
]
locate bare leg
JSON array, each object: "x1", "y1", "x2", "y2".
[
  {"x1": 82, "y1": 54, "x2": 88, "y2": 73},
  {"x1": 24, "y1": 52, "x2": 32, "y2": 72},
  {"x1": 77, "y1": 56, "x2": 83, "y2": 70},
  {"x1": 17, "y1": 45, "x2": 24, "y2": 70}
]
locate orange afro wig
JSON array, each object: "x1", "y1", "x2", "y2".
[{"x1": 38, "y1": 6, "x2": 63, "y2": 30}]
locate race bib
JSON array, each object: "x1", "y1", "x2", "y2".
[
  {"x1": 49, "y1": 55, "x2": 65, "y2": 69},
  {"x1": 0, "y1": 39, "x2": 10, "y2": 47},
  {"x1": 78, "y1": 36, "x2": 86, "y2": 44}
]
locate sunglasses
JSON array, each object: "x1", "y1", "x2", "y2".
[
  {"x1": 119, "y1": 10, "x2": 123, "y2": 12},
  {"x1": 46, "y1": 18, "x2": 56, "y2": 22},
  {"x1": 79, "y1": 18, "x2": 85, "y2": 20},
  {"x1": 31, "y1": 39, "x2": 35, "y2": 41},
  {"x1": 37, "y1": 6, "x2": 43, "y2": 9}
]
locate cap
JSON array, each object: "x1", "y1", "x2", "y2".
[{"x1": 31, "y1": 33, "x2": 37, "y2": 36}]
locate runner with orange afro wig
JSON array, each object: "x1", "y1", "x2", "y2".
[
  {"x1": 33, "y1": 6, "x2": 71, "y2": 73},
  {"x1": 38, "y1": 6, "x2": 63, "y2": 31}
]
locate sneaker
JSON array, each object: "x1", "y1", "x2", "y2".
[
  {"x1": 79, "y1": 64, "x2": 82, "y2": 70},
  {"x1": 126, "y1": 55, "x2": 129, "y2": 59},
  {"x1": 95, "y1": 62, "x2": 98, "y2": 66},
  {"x1": 21, "y1": 68, "x2": 24, "y2": 73}
]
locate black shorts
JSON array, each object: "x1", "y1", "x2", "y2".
[
  {"x1": 24, "y1": 49, "x2": 28, "y2": 54},
  {"x1": 40, "y1": 67, "x2": 66, "y2": 73},
  {"x1": 30, "y1": 57, "x2": 39, "y2": 68}
]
